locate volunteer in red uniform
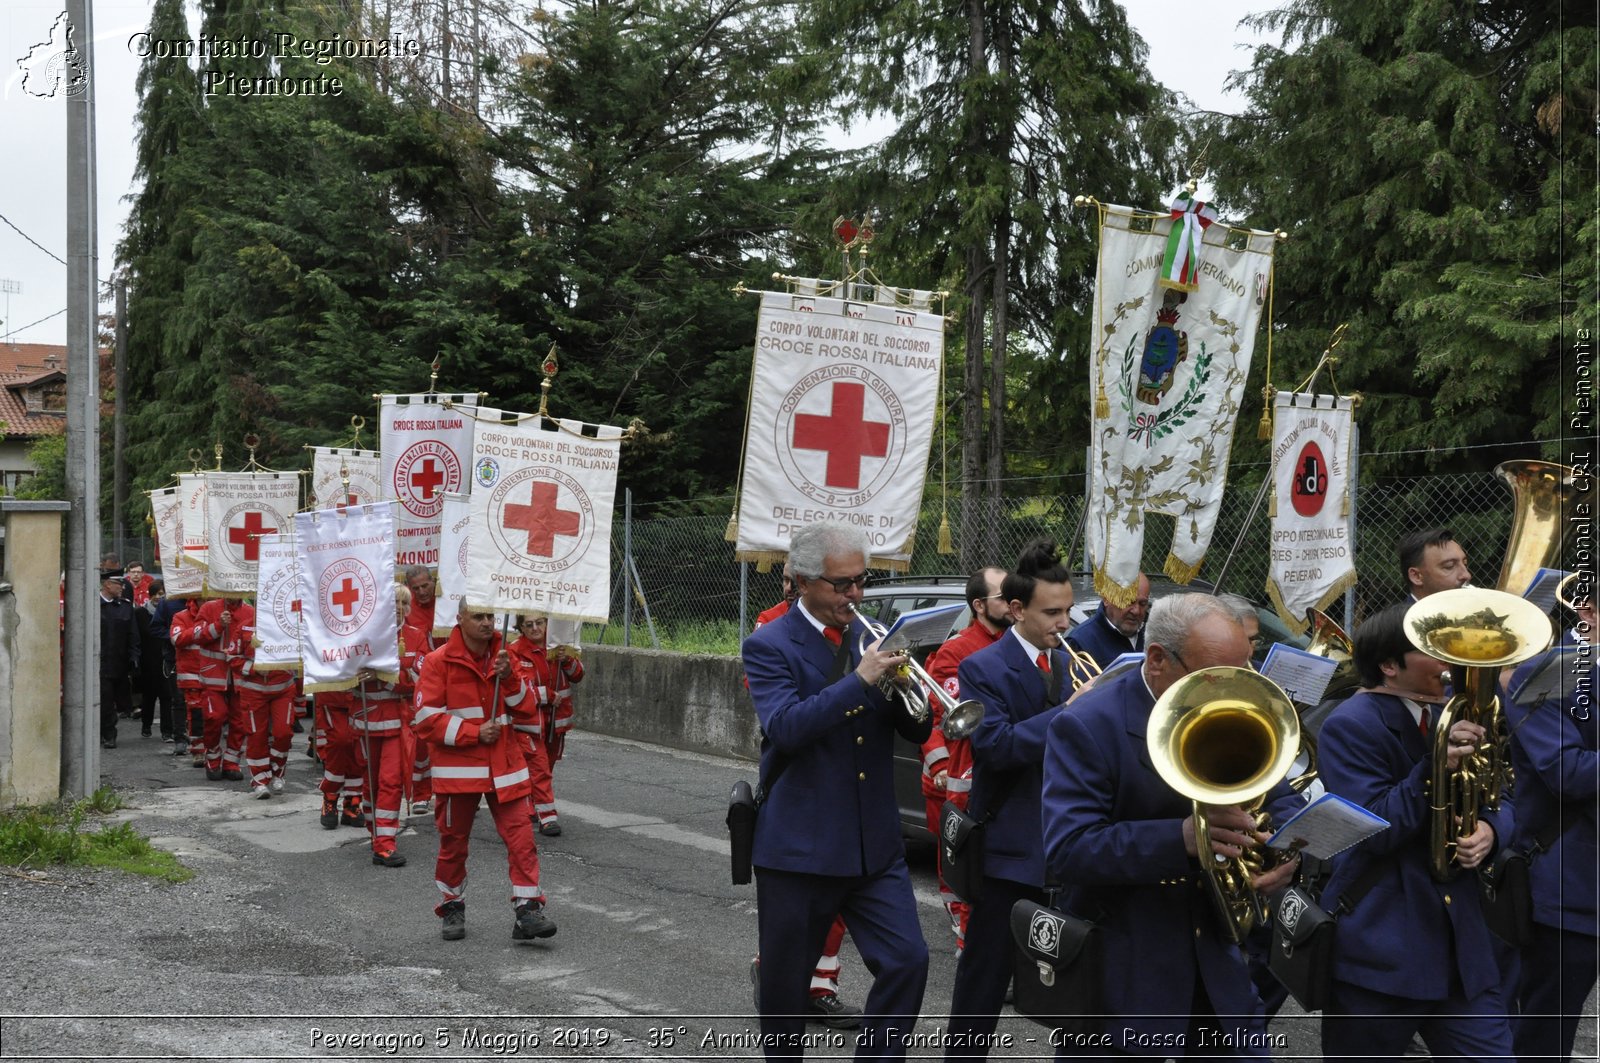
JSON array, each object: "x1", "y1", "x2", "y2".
[
  {"x1": 414, "y1": 600, "x2": 556, "y2": 943},
  {"x1": 348, "y1": 584, "x2": 422, "y2": 867},
  {"x1": 232, "y1": 599, "x2": 297, "y2": 797},
  {"x1": 206, "y1": 596, "x2": 253, "y2": 781},
  {"x1": 921, "y1": 566, "x2": 1010, "y2": 951},
  {"x1": 124, "y1": 561, "x2": 156, "y2": 608},
  {"x1": 169, "y1": 597, "x2": 214, "y2": 765},
  {"x1": 172, "y1": 597, "x2": 236, "y2": 778},
  {"x1": 507, "y1": 616, "x2": 556, "y2": 836},
  {"x1": 314, "y1": 687, "x2": 366, "y2": 829},
  {"x1": 508, "y1": 613, "x2": 584, "y2": 836},
  {"x1": 403, "y1": 564, "x2": 440, "y2": 813}
]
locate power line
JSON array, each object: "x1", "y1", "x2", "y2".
[
  {"x1": 6, "y1": 307, "x2": 67, "y2": 337},
  {"x1": 0, "y1": 210, "x2": 67, "y2": 266}
]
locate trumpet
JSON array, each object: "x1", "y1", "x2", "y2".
[
  {"x1": 847, "y1": 605, "x2": 986, "y2": 740},
  {"x1": 1053, "y1": 632, "x2": 1103, "y2": 693}
]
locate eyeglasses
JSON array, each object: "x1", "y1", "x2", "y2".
[
  {"x1": 1165, "y1": 646, "x2": 1193, "y2": 673},
  {"x1": 816, "y1": 572, "x2": 870, "y2": 593}
]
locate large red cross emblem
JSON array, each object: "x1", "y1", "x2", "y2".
[
  {"x1": 503, "y1": 482, "x2": 581, "y2": 557},
  {"x1": 792, "y1": 381, "x2": 890, "y2": 489},
  {"x1": 410, "y1": 458, "x2": 445, "y2": 501},
  {"x1": 331, "y1": 577, "x2": 360, "y2": 618},
  {"x1": 227, "y1": 511, "x2": 276, "y2": 562}
]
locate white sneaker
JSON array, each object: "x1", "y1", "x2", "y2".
[
  {"x1": 250, "y1": 784, "x2": 272, "y2": 800},
  {"x1": 411, "y1": 799, "x2": 432, "y2": 815},
  {"x1": 269, "y1": 776, "x2": 285, "y2": 794}
]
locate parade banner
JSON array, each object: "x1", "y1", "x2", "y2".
[
  {"x1": 379, "y1": 394, "x2": 476, "y2": 575},
  {"x1": 732, "y1": 288, "x2": 943, "y2": 567},
  {"x1": 150, "y1": 487, "x2": 203, "y2": 596},
  {"x1": 253, "y1": 533, "x2": 302, "y2": 671},
  {"x1": 435, "y1": 491, "x2": 472, "y2": 637},
  {"x1": 1085, "y1": 198, "x2": 1278, "y2": 605},
  {"x1": 178, "y1": 473, "x2": 209, "y2": 572},
  {"x1": 1265, "y1": 392, "x2": 1356, "y2": 631},
  {"x1": 294, "y1": 502, "x2": 400, "y2": 692},
  {"x1": 203, "y1": 471, "x2": 300, "y2": 594},
  {"x1": 310, "y1": 446, "x2": 381, "y2": 509},
  {"x1": 464, "y1": 412, "x2": 621, "y2": 623}
]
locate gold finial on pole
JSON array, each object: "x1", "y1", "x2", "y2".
[
  {"x1": 538, "y1": 346, "x2": 559, "y2": 418},
  {"x1": 339, "y1": 460, "x2": 352, "y2": 509},
  {"x1": 187, "y1": 448, "x2": 203, "y2": 473},
  {"x1": 213, "y1": 441, "x2": 224, "y2": 470},
  {"x1": 243, "y1": 433, "x2": 260, "y2": 468},
  {"x1": 427, "y1": 357, "x2": 442, "y2": 396}
]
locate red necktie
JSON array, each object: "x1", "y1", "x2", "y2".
[
  {"x1": 823, "y1": 627, "x2": 844, "y2": 647},
  {"x1": 1037, "y1": 650, "x2": 1051, "y2": 674},
  {"x1": 1419, "y1": 706, "x2": 1430, "y2": 737}
]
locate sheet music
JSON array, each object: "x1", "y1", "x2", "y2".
[
  {"x1": 1267, "y1": 793, "x2": 1389, "y2": 860},
  {"x1": 1259, "y1": 643, "x2": 1341, "y2": 707},
  {"x1": 877, "y1": 602, "x2": 968, "y2": 651},
  {"x1": 1521, "y1": 567, "x2": 1570, "y2": 615}
]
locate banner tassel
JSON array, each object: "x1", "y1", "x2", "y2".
[
  {"x1": 937, "y1": 511, "x2": 953, "y2": 555},
  {"x1": 1095, "y1": 383, "x2": 1110, "y2": 420},
  {"x1": 723, "y1": 512, "x2": 738, "y2": 543}
]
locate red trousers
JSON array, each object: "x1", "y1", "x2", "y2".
[
  {"x1": 519, "y1": 734, "x2": 555, "y2": 826},
  {"x1": 433, "y1": 791, "x2": 543, "y2": 912},
  {"x1": 810, "y1": 916, "x2": 849, "y2": 998},
  {"x1": 182, "y1": 687, "x2": 230, "y2": 769},
  {"x1": 925, "y1": 792, "x2": 972, "y2": 950},
  {"x1": 238, "y1": 688, "x2": 292, "y2": 787},
  {"x1": 315, "y1": 701, "x2": 363, "y2": 802},
  {"x1": 360, "y1": 732, "x2": 407, "y2": 855}
]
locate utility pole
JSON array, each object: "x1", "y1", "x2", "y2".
[
  {"x1": 113, "y1": 278, "x2": 127, "y2": 550},
  {"x1": 64, "y1": 0, "x2": 100, "y2": 798}
]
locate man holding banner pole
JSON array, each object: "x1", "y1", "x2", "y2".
[{"x1": 413, "y1": 599, "x2": 555, "y2": 944}]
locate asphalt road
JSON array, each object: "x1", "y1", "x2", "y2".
[{"x1": 0, "y1": 727, "x2": 1592, "y2": 1062}]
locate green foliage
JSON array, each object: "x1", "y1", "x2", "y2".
[
  {"x1": 0, "y1": 790, "x2": 191, "y2": 883},
  {"x1": 1206, "y1": 0, "x2": 1596, "y2": 475},
  {"x1": 12, "y1": 435, "x2": 67, "y2": 500}
]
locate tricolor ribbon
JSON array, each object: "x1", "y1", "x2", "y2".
[{"x1": 1160, "y1": 191, "x2": 1218, "y2": 292}]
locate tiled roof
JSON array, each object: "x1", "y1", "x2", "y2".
[{"x1": 0, "y1": 342, "x2": 68, "y2": 440}]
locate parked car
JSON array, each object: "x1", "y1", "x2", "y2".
[{"x1": 860, "y1": 572, "x2": 1310, "y2": 843}]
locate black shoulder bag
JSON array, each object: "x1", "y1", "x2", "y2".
[
  {"x1": 1269, "y1": 860, "x2": 1386, "y2": 1012},
  {"x1": 728, "y1": 636, "x2": 853, "y2": 885},
  {"x1": 939, "y1": 771, "x2": 1023, "y2": 905},
  {"x1": 1009, "y1": 885, "x2": 1102, "y2": 1037},
  {"x1": 1480, "y1": 813, "x2": 1571, "y2": 948}
]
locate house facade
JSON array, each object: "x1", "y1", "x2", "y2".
[{"x1": 0, "y1": 343, "x2": 68, "y2": 494}]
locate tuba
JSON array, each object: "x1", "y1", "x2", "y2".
[
  {"x1": 1404, "y1": 587, "x2": 1550, "y2": 880},
  {"x1": 1147, "y1": 666, "x2": 1301, "y2": 944}
]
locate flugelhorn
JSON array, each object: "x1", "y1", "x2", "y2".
[
  {"x1": 847, "y1": 604, "x2": 984, "y2": 739},
  {"x1": 1147, "y1": 666, "x2": 1300, "y2": 944},
  {"x1": 1053, "y1": 632, "x2": 1104, "y2": 693}
]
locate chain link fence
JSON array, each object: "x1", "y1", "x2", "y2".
[
  {"x1": 596, "y1": 471, "x2": 1528, "y2": 654},
  {"x1": 92, "y1": 471, "x2": 1534, "y2": 656}
]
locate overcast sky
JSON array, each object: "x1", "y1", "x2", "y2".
[{"x1": 0, "y1": 0, "x2": 1273, "y2": 349}]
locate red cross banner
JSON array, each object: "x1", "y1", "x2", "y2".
[
  {"x1": 1084, "y1": 199, "x2": 1278, "y2": 606},
  {"x1": 463, "y1": 412, "x2": 622, "y2": 623},
  {"x1": 379, "y1": 394, "x2": 477, "y2": 575},
  {"x1": 252, "y1": 533, "x2": 302, "y2": 671},
  {"x1": 1265, "y1": 392, "x2": 1356, "y2": 631},
  {"x1": 434, "y1": 491, "x2": 472, "y2": 637},
  {"x1": 149, "y1": 486, "x2": 204, "y2": 597},
  {"x1": 293, "y1": 502, "x2": 401, "y2": 692},
  {"x1": 177, "y1": 473, "x2": 209, "y2": 574},
  {"x1": 310, "y1": 446, "x2": 381, "y2": 509},
  {"x1": 202, "y1": 471, "x2": 300, "y2": 594},
  {"x1": 733, "y1": 288, "x2": 943, "y2": 567}
]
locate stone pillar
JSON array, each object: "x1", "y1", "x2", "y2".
[{"x1": 0, "y1": 500, "x2": 69, "y2": 807}]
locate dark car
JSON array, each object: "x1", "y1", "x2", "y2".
[{"x1": 859, "y1": 573, "x2": 1310, "y2": 843}]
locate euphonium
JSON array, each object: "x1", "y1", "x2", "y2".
[
  {"x1": 1286, "y1": 607, "x2": 1360, "y2": 791},
  {"x1": 1147, "y1": 667, "x2": 1301, "y2": 944},
  {"x1": 1403, "y1": 588, "x2": 1551, "y2": 880}
]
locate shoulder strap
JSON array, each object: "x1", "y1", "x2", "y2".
[{"x1": 1332, "y1": 859, "x2": 1391, "y2": 916}]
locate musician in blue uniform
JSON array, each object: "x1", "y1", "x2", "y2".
[
  {"x1": 742, "y1": 521, "x2": 931, "y2": 1060},
  {"x1": 1506, "y1": 587, "x2": 1597, "y2": 1062},
  {"x1": 1316, "y1": 603, "x2": 1512, "y2": 1062},
  {"x1": 943, "y1": 540, "x2": 1082, "y2": 1061},
  {"x1": 1042, "y1": 593, "x2": 1301, "y2": 1058},
  {"x1": 1064, "y1": 572, "x2": 1148, "y2": 669}
]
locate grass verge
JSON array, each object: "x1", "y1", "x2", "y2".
[{"x1": 0, "y1": 788, "x2": 191, "y2": 883}]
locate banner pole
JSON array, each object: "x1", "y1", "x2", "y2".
[{"x1": 623, "y1": 489, "x2": 634, "y2": 648}]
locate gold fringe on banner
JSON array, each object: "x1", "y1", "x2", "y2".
[
  {"x1": 1163, "y1": 552, "x2": 1205, "y2": 585},
  {"x1": 1093, "y1": 566, "x2": 1138, "y2": 610},
  {"x1": 735, "y1": 549, "x2": 789, "y2": 571}
]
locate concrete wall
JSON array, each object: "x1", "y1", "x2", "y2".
[
  {"x1": 0, "y1": 501, "x2": 67, "y2": 806},
  {"x1": 575, "y1": 645, "x2": 759, "y2": 762}
]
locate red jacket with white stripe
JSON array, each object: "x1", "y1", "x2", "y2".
[
  {"x1": 920, "y1": 618, "x2": 1003, "y2": 804},
  {"x1": 172, "y1": 598, "x2": 229, "y2": 691},
  {"x1": 232, "y1": 602, "x2": 295, "y2": 697},
  {"x1": 412, "y1": 627, "x2": 535, "y2": 800},
  {"x1": 349, "y1": 626, "x2": 427, "y2": 736}
]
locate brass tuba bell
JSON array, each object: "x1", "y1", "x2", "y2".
[{"x1": 1147, "y1": 666, "x2": 1301, "y2": 944}]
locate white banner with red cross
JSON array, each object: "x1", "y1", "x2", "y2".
[
  {"x1": 435, "y1": 491, "x2": 472, "y2": 637},
  {"x1": 202, "y1": 471, "x2": 300, "y2": 594},
  {"x1": 1085, "y1": 199, "x2": 1277, "y2": 607},
  {"x1": 293, "y1": 502, "x2": 401, "y2": 692},
  {"x1": 463, "y1": 412, "x2": 621, "y2": 623},
  {"x1": 177, "y1": 473, "x2": 209, "y2": 573},
  {"x1": 1265, "y1": 392, "x2": 1356, "y2": 631},
  {"x1": 310, "y1": 446, "x2": 381, "y2": 510},
  {"x1": 253, "y1": 532, "x2": 303, "y2": 671},
  {"x1": 733, "y1": 288, "x2": 943, "y2": 568},
  {"x1": 378, "y1": 394, "x2": 477, "y2": 576},
  {"x1": 149, "y1": 487, "x2": 203, "y2": 596}
]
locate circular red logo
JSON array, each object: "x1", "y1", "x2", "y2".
[
  {"x1": 487, "y1": 466, "x2": 594, "y2": 575},
  {"x1": 775, "y1": 366, "x2": 906, "y2": 507},
  {"x1": 318, "y1": 558, "x2": 379, "y2": 637},
  {"x1": 1290, "y1": 441, "x2": 1330, "y2": 517},
  {"x1": 393, "y1": 441, "x2": 462, "y2": 519}
]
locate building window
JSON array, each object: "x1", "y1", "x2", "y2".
[{"x1": 40, "y1": 382, "x2": 66, "y2": 411}]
